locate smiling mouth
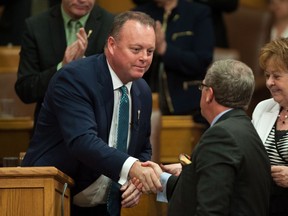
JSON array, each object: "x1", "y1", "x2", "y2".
[
  {"x1": 270, "y1": 89, "x2": 280, "y2": 94},
  {"x1": 135, "y1": 65, "x2": 146, "y2": 70}
]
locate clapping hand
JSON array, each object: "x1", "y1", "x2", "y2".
[
  {"x1": 62, "y1": 27, "x2": 88, "y2": 66},
  {"x1": 155, "y1": 20, "x2": 167, "y2": 55}
]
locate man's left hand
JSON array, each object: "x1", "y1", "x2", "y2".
[{"x1": 120, "y1": 178, "x2": 143, "y2": 208}]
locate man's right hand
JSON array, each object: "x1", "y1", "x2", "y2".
[
  {"x1": 129, "y1": 161, "x2": 162, "y2": 194},
  {"x1": 62, "y1": 27, "x2": 88, "y2": 66}
]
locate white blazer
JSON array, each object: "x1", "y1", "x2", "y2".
[{"x1": 252, "y1": 98, "x2": 280, "y2": 143}]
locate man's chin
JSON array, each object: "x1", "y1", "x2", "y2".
[{"x1": 132, "y1": 71, "x2": 145, "y2": 80}]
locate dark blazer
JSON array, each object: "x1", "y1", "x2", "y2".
[
  {"x1": 134, "y1": 0, "x2": 214, "y2": 117},
  {"x1": 15, "y1": 4, "x2": 114, "y2": 126},
  {"x1": 21, "y1": 54, "x2": 153, "y2": 196},
  {"x1": 166, "y1": 109, "x2": 271, "y2": 215}
]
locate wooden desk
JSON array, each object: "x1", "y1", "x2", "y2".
[
  {"x1": 0, "y1": 166, "x2": 74, "y2": 216},
  {"x1": 121, "y1": 194, "x2": 167, "y2": 216},
  {"x1": 0, "y1": 117, "x2": 33, "y2": 160}
]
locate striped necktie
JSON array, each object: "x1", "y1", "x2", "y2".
[{"x1": 67, "y1": 20, "x2": 81, "y2": 45}]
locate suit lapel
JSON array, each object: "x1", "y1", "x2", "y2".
[
  {"x1": 85, "y1": 7, "x2": 103, "y2": 55},
  {"x1": 97, "y1": 55, "x2": 114, "y2": 131},
  {"x1": 49, "y1": 6, "x2": 67, "y2": 61},
  {"x1": 95, "y1": 57, "x2": 142, "y2": 155},
  {"x1": 128, "y1": 83, "x2": 142, "y2": 155},
  {"x1": 257, "y1": 105, "x2": 279, "y2": 143}
]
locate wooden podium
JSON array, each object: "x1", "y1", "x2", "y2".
[{"x1": 0, "y1": 166, "x2": 74, "y2": 216}]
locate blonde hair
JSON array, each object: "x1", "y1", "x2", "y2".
[{"x1": 259, "y1": 38, "x2": 288, "y2": 71}]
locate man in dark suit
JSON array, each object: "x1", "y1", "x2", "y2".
[
  {"x1": 21, "y1": 11, "x2": 162, "y2": 216},
  {"x1": 15, "y1": 0, "x2": 114, "y2": 129},
  {"x1": 144, "y1": 59, "x2": 271, "y2": 215},
  {"x1": 133, "y1": 0, "x2": 214, "y2": 123}
]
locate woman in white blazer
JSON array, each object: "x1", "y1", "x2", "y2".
[{"x1": 252, "y1": 38, "x2": 288, "y2": 216}]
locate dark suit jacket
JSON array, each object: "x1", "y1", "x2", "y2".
[
  {"x1": 166, "y1": 109, "x2": 271, "y2": 215},
  {"x1": 22, "y1": 54, "x2": 153, "y2": 196},
  {"x1": 15, "y1": 4, "x2": 114, "y2": 126},
  {"x1": 134, "y1": 0, "x2": 214, "y2": 116}
]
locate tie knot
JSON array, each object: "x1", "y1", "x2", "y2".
[
  {"x1": 68, "y1": 20, "x2": 81, "y2": 28},
  {"x1": 120, "y1": 86, "x2": 128, "y2": 95},
  {"x1": 67, "y1": 20, "x2": 81, "y2": 45}
]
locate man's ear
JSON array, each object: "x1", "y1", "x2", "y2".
[
  {"x1": 206, "y1": 87, "x2": 214, "y2": 103},
  {"x1": 107, "y1": 36, "x2": 116, "y2": 54}
]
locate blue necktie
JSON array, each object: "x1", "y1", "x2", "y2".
[
  {"x1": 116, "y1": 85, "x2": 129, "y2": 152},
  {"x1": 107, "y1": 85, "x2": 129, "y2": 216}
]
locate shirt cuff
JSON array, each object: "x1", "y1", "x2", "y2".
[
  {"x1": 157, "y1": 172, "x2": 171, "y2": 203},
  {"x1": 118, "y1": 156, "x2": 138, "y2": 185}
]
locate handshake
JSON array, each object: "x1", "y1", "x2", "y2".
[
  {"x1": 129, "y1": 159, "x2": 187, "y2": 194},
  {"x1": 121, "y1": 155, "x2": 191, "y2": 208}
]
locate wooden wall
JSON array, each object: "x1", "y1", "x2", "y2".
[
  {"x1": 98, "y1": 0, "x2": 269, "y2": 14},
  {"x1": 98, "y1": 0, "x2": 136, "y2": 14}
]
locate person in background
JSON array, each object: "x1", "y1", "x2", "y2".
[
  {"x1": 268, "y1": 0, "x2": 288, "y2": 40},
  {"x1": 0, "y1": 0, "x2": 32, "y2": 45},
  {"x1": 195, "y1": 0, "x2": 238, "y2": 48},
  {"x1": 15, "y1": 0, "x2": 114, "y2": 130},
  {"x1": 252, "y1": 37, "x2": 288, "y2": 216},
  {"x1": 21, "y1": 11, "x2": 163, "y2": 216},
  {"x1": 132, "y1": 0, "x2": 239, "y2": 48},
  {"x1": 144, "y1": 59, "x2": 271, "y2": 215},
  {"x1": 133, "y1": 0, "x2": 214, "y2": 124}
]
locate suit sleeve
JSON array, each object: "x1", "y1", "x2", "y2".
[{"x1": 167, "y1": 175, "x2": 179, "y2": 201}]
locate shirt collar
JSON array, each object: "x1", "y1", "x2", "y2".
[
  {"x1": 210, "y1": 108, "x2": 233, "y2": 127},
  {"x1": 61, "y1": 5, "x2": 90, "y2": 28},
  {"x1": 106, "y1": 60, "x2": 132, "y2": 94}
]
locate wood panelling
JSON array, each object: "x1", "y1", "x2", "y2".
[
  {"x1": 98, "y1": 0, "x2": 135, "y2": 14},
  {"x1": 0, "y1": 167, "x2": 74, "y2": 216},
  {"x1": 160, "y1": 115, "x2": 206, "y2": 164}
]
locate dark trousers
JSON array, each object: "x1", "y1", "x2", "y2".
[
  {"x1": 71, "y1": 204, "x2": 110, "y2": 216},
  {"x1": 270, "y1": 183, "x2": 288, "y2": 216}
]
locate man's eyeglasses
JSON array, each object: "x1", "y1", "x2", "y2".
[{"x1": 198, "y1": 83, "x2": 209, "y2": 91}]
